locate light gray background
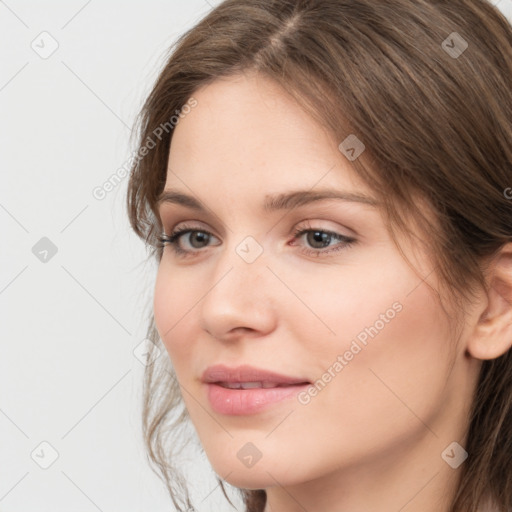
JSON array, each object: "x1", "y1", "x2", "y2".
[{"x1": 1, "y1": 1, "x2": 511, "y2": 511}]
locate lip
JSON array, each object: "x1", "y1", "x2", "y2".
[
  {"x1": 201, "y1": 364, "x2": 310, "y2": 385},
  {"x1": 202, "y1": 364, "x2": 311, "y2": 415}
]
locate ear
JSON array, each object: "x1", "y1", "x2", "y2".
[{"x1": 467, "y1": 242, "x2": 512, "y2": 360}]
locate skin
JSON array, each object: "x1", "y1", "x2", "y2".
[{"x1": 153, "y1": 71, "x2": 512, "y2": 512}]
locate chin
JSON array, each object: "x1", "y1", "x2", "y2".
[
  {"x1": 208, "y1": 450, "x2": 307, "y2": 490},
  {"x1": 205, "y1": 452, "x2": 277, "y2": 487},
  {"x1": 220, "y1": 469, "x2": 277, "y2": 490}
]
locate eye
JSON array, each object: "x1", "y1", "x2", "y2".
[
  {"x1": 157, "y1": 221, "x2": 357, "y2": 259},
  {"x1": 157, "y1": 223, "x2": 220, "y2": 257},
  {"x1": 290, "y1": 224, "x2": 356, "y2": 257}
]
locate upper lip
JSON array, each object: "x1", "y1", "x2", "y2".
[{"x1": 202, "y1": 364, "x2": 310, "y2": 385}]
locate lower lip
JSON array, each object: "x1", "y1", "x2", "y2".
[{"x1": 205, "y1": 383, "x2": 311, "y2": 415}]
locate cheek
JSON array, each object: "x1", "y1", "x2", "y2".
[
  {"x1": 150, "y1": 247, "x2": 456, "y2": 487},
  {"x1": 288, "y1": 253, "x2": 454, "y2": 443},
  {"x1": 153, "y1": 259, "x2": 199, "y2": 363},
  {"x1": 302, "y1": 274, "x2": 454, "y2": 453},
  {"x1": 153, "y1": 262, "x2": 174, "y2": 347}
]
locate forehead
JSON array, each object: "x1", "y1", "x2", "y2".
[{"x1": 165, "y1": 72, "x2": 367, "y2": 195}]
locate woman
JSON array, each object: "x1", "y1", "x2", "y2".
[{"x1": 126, "y1": 1, "x2": 512, "y2": 511}]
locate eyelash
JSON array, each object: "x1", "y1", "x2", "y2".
[{"x1": 157, "y1": 221, "x2": 356, "y2": 259}]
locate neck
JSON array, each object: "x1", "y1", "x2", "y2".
[{"x1": 263, "y1": 431, "x2": 463, "y2": 512}]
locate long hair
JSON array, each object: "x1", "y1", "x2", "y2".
[{"x1": 126, "y1": 1, "x2": 512, "y2": 510}]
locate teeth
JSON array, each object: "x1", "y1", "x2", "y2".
[
  {"x1": 241, "y1": 381, "x2": 263, "y2": 389},
  {"x1": 218, "y1": 381, "x2": 304, "y2": 389},
  {"x1": 220, "y1": 382, "x2": 243, "y2": 389},
  {"x1": 218, "y1": 381, "x2": 274, "y2": 389}
]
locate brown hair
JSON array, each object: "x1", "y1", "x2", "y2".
[{"x1": 126, "y1": 1, "x2": 512, "y2": 510}]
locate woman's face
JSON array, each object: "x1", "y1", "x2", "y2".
[{"x1": 153, "y1": 72, "x2": 480, "y2": 507}]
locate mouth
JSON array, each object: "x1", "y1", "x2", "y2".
[
  {"x1": 201, "y1": 364, "x2": 312, "y2": 415},
  {"x1": 215, "y1": 381, "x2": 309, "y2": 389},
  {"x1": 202, "y1": 364, "x2": 310, "y2": 386}
]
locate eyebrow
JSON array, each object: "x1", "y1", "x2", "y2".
[{"x1": 156, "y1": 188, "x2": 378, "y2": 213}]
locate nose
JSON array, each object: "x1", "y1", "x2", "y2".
[{"x1": 198, "y1": 241, "x2": 278, "y2": 342}]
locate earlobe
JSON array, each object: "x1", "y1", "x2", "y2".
[{"x1": 467, "y1": 243, "x2": 512, "y2": 361}]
